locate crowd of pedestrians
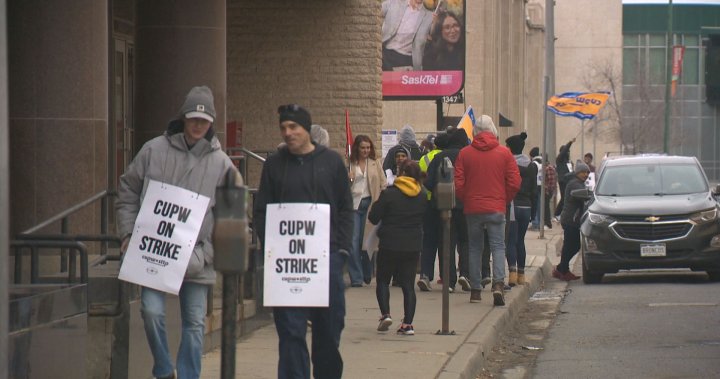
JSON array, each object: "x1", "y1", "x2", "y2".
[{"x1": 118, "y1": 95, "x2": 592, "y2": 378}]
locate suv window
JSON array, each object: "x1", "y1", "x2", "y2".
[{"x1": 596, "y1": 163, "x2": 708, "y2": 196}]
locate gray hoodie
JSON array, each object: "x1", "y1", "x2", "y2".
[{"x1": 116, "y1": 121, "x2": 239, "y2": 285}]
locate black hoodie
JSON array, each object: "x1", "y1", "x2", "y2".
[{"x1": 252, "y1": 144, "x2": 353, "y2": 254}]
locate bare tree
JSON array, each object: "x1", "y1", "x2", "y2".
[{"x1": 581, "y1": 58, "x2": 681, "y2": 155}]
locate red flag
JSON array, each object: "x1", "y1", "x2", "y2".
[{"x1": 345, "y1": 109, "x2": 353, "y2": 159}]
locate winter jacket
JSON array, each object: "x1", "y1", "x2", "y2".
[
  {"x1": 349, "y1": 157, "x2": 387, "y2": 250},
  {"x1": 116, "y1": 121, "x2": 239, "y2": 285},
  {"x1": 253, "y1": 144, "x2": 353, "y2": 255},
  {"x1": 454, "y1": 131, "x2": 521, "y2": 215},
  {"x1": 560, "y1": 175, "x2": 587, "y2": 227},
  {"x1": 513, "y1": 154, "x2": 538, "y2": 208},
  {"x1": 368, "y1": 176, "x2": 427, "y2": 252}
]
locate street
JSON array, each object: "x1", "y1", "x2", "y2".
[{"x1": 479, "y1": 267, "x2": 720, "y2": 378}]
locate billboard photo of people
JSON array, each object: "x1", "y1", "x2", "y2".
[{"x1": 381, "y1": 0, "x2": 466, "y2": 99}]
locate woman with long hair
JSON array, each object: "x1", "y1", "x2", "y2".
[
  {"x1": 422, "y1": 11, "x2": 465, "y2": 71},
  {"x1": 348, "y1": 135, "x2": 386, "y2": 286}
]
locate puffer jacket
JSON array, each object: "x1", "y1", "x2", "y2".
[
  {"x1": 368, "y1": 176, "x2": 427, "y2": 252},
  {"x1": 116, "y1": 120, "x2": 239, "y2": 285}
]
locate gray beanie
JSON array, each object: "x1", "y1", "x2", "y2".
[
  {"x1": 179, "y1": 86, "x2": 216, "y2": 123},
  {"x1": 575, "y1": 162, "x2": 590, "y2": 174}
]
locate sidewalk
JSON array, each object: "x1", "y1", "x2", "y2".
[{"x1": 200, "y1": 226, "x2": 563, "y2": 379}]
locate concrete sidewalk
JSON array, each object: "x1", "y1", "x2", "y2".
[{"x1": 200, "y1": 226, "x2": 563, "y2": 379}]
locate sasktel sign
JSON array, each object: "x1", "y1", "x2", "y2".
[{"x1": 381, "y1": 0, "x2": 466, "y2": 100}]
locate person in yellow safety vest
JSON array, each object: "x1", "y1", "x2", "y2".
[{"x1": 417, "y1": 132, "x2": 450, "y2": 291}]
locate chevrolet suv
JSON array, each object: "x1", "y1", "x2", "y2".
[{"x1": 574, "y1": 155, "x2": 720, "y2": 283}]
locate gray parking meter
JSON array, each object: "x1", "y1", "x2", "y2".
[
  {"x1": 435, "y1": 157, "x2": 455, "y2": 210},
  {"x1": 434, "y1": 156, "x2": 456, "y2": 335},
  {"x1": 212, "y1": 168, "x2": 248, "y2": 379},
  {"x1": 213, "y1": 169, "x2": 249, "y2": 273}
]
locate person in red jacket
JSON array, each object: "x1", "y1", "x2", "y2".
[{"x1": 455, "y1": 114, "x2": 521, "y2": 306}]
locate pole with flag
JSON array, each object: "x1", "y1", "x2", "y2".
[
  {"x1": 456, "y1": 105, "x2": 475, "y2": 141},
  {"x1": 345, "y1": 109, "x2": 353, "y2": 160},
  {"x1": 546, "y1": 91, "x2": 610, "y2": 159}
]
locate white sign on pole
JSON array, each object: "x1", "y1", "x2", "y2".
[
  {"x1": 381, "y1": 129, "x2": 398, "y2": 160},
  {"x1": 119, "y1": 179, "x2": 210, "y2": 295},
  {"x1": 263, "y1": 203, "x2": 330, "y2": 307}
]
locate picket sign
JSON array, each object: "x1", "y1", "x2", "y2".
[
  {"x1": 119, "y1": 179, "x2": 210, "y2": 295},
  {"x1": 263, "y1": 203, "x2": 330, "y2": 307}
]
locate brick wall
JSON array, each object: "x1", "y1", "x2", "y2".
[{"x1": 227, "y1": 0, "x2": 382, "y2": 186}]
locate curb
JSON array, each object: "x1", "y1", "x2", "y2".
[{"x1": 437, "y1": 256, "x2": 553, "y2": 379}]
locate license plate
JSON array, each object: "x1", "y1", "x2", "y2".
[{"x1": 640, "y1": 244, "x2": 666, "y2": 257}]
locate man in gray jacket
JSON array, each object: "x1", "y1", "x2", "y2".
[{"x1": 116, "y1": 86, "x2": 239, "y2": 379}]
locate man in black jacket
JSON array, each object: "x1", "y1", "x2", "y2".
[
  {"x1": 552, "y1": 162, "x2": 590, "y2": 281},
  {"x1": 253, "y1": 104, "x2": 353, "y2": 379}
]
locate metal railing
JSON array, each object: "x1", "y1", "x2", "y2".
[{"x1": 12, "y1": 190, "x2": 119, "y2": 280}]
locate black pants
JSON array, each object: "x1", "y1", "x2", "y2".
[
  {"x1": 555, "y1": 181, "x2": 568, "y2": 217},
  {"x1": 376, "y1": 249, "x2": 419, "y2": 324},
  {"x1": 558, "y1": 224, "x2": 581, "y2": 273}
]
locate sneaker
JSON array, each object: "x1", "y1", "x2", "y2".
[
  {"x1": 397, "y1": 324, "x2": 415, "y2": 335},
  {"x1": 417, "y1": 276, "x2": 431, "y2": 292},
  {"x1": 448, "y1": 286, "x2": 454, "y2": 293},
  {"x1": 480, "y1": 277, "x2": 491, "y2": 288},
  {"x1": 377, "y1": 314, "x2": 392, "y2": 331},
  {"x1": 470, "y1": 289, "x2": 482, "y2": 302},
  {"x1": 492, "y1": 282, "x2": 505, "y2": 306},
  {"x1": 458, "y1": 276, "x2": 471, "y2": 292}
]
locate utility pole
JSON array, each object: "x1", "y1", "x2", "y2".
[
  {"x1": 663, "y1": 0, "x2": 674, "y2": 153},
  {"x1": 545, "y1": 0, "x2": 557, "y2": 162}
]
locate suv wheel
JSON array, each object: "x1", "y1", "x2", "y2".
[{"x1": 581, "y1": 253, "x2": 603, "y2": 284}]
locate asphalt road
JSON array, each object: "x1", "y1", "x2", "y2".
[{"x1": 531, "y1": 269, "x2": 720, "y2": 378}]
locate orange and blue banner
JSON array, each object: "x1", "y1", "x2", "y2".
[
  {"x1": 457, "y1": 106, "x2": 475, "y2": 140},
  {"x1": 546, "y1": 92, "x2": 610, "y2": 120}
]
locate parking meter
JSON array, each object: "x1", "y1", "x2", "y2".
[
  {"x1": 213, "y1": 168, "x2": 249, "y2": 379},
  {"x1": 213, "y1": 169, "x2": 249, "y2": 273},
  {"x1": 434, "y1": 156, "x2": 455, "y2": 335},
  {"x1": 435, "y1": 157, "x2": 455, "y2": 210}
]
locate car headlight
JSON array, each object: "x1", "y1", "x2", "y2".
[
  {"x1": 588, "y1": 212, "x2": 615, "y2": 225},
  {"x1": 690, "y1": 208, "x2": 718, "y2": 224}
]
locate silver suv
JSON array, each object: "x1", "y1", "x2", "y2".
[{"x1": 575, "y1": 155, "x2": 720, "y2": 283}]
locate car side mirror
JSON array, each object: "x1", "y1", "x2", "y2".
[
  {"x1": 713, "y1": 184, "x2": 720, "y2": 196},
  {"x1": 571, "y1": 188, "x2": 592, "y2": 201}
]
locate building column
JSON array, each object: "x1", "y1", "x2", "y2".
[{"x1": 135, "y1": 0, "x2": 227, "y2": 148}]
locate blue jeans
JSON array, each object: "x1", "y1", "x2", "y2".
[
  {"x1": 507, "y1": 206, "x2": 531, "y2": 270},
  {"x1": 349, "y1": 197, "x2": 371, "y2": 285},
  {"x1": 274, "y1": 252, "x2": 347, "y2": 379},
  {"x1": 141, "y1": 282, "x2": 209, "y2": 379},
  {"x1": 466, "y1": 212, "x2": 507, "y2": 289}
]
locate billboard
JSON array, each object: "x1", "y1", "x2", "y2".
[{"x1": 381, "y1": 0, "x2": 466, "y2": 99}]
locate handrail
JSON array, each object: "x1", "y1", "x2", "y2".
[
  {"x1": 21, "y1": 190, "x2": 112, "y2": 235},
  {"x1": 10, "y1": 240, "x2": 89, "y2": 283}
]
